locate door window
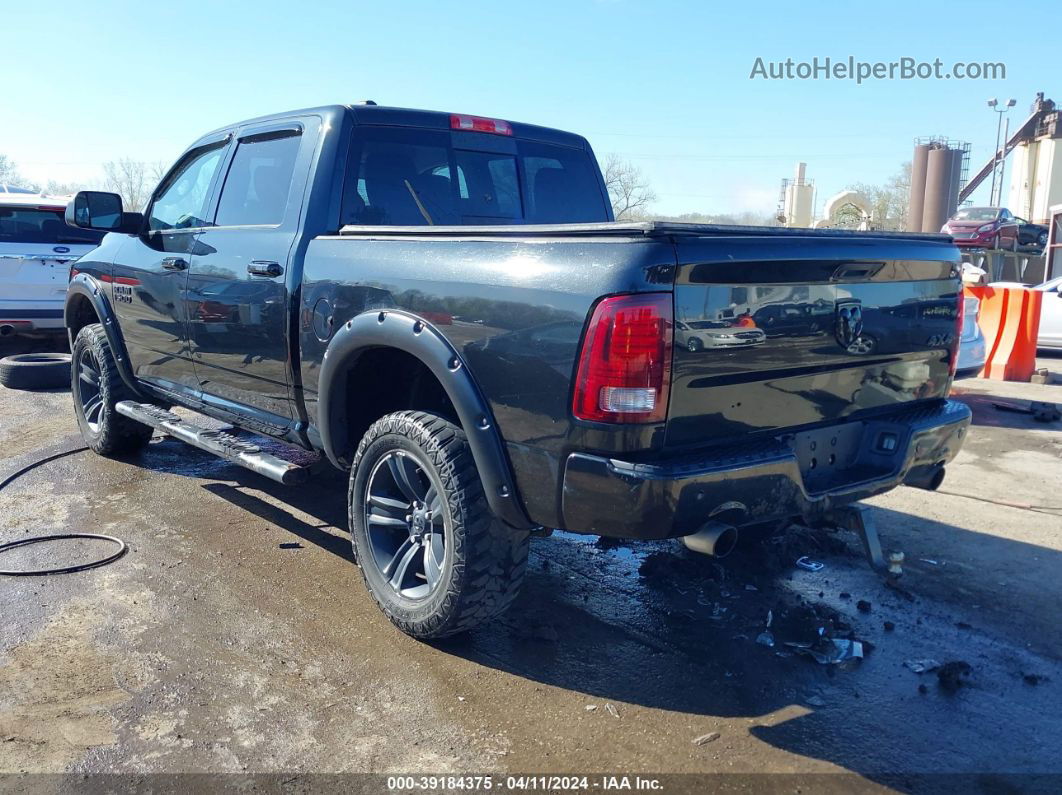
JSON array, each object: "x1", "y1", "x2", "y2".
[
  {"x1": 214, "y1": 132, "x2": 303, "y2": 227},
  {"x1": 148, "y1": 143, "x2": 226, "y2": 231}
]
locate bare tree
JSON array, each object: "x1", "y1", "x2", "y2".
[
  {"x1": 103, "y1": 158, "x2": 151, "y2": 211},
  {"x1": 43, "y1": 179, "x2": 96, "y2": 196},
  {"x1": 603, "y1": 154, "x2": 656, "y2": 220},
  {"x1": 847, "y1": 161, "x2": 911, "y2": 231},
  {"x1": 149, "y1": 160, "x2": 169, "y2": 187},
  {"x1": 648, "y1": 210, "x2": 779, "y2": 227},
  {"x1": 0, "y1": 153, "x2": 25, "y2": 186}
]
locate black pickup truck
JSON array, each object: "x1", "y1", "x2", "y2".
[{"x1": 63, "y1": 103, "x2": 971, "y2": 638}]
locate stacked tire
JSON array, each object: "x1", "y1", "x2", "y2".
[{"x1": 0, "y1": 353, "x2": 72, "y2": 390}]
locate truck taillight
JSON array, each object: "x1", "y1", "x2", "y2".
[
  {"x1": 949, "y1": 290, "x2": 966, "y2": 377},
  {"x1": 450, "y1": 114, "x2": 512, "y2": 136},
  {"x1": 572, "y1": 293, "x2": 672, "y2": 424}
]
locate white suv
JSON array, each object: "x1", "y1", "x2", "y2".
[{"x1": 0, "y1": 191, "x2": 104, "y2": 337}]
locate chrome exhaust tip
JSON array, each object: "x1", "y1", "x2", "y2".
[
  {"x1": 682, "y1": 521, "x2": 739, "y2": 558},
  {"x1": 905, "y1": 464, "x2": 946, "y2": 491}
]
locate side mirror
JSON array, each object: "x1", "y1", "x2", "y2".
[{"x1": 65, "y1": 191, "x2": 138, "y2": 233}]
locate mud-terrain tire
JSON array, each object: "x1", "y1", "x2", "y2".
[
  {"x1": 71, "y1": 324, "x2": 153, "y2": 455},
  {"x1": 349, "y1": 410, "x2": 530, "y2": 639},
  {"x1": 0, "y1": 353, "x2": 72, "y2": 390}
]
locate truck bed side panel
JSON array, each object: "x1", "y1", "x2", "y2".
[{"x1": 299, "y1": 235, "x2": 677, "y2": 526}]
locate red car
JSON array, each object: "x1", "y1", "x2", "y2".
[{"x1": 941, "y1": 206, "x2": 1020, "y2": 251}]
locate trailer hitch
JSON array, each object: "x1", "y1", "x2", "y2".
[{"x1": 826, "y1": 505, "x2": 903, "y2": 577}]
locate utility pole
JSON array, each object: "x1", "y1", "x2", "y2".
[
  {"x1": 997, "y1": 115, "x2": 1011, "y2": 206},
  {"x1": 987, "y1": 98, "x2": 1016, "y2": 206}
]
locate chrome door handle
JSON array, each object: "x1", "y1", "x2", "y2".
[
  {"x1": 161, "y1": 257, "x2": 188, "y2": 271},
  {"x1": 248, "y1": 260, "x2": 283, "y2": 278}
]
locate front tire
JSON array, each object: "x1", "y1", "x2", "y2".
[
  {"x1": 349, "y1": 411, "x2": 530, "y2": 639},
  {"x1": 71, "y1": 324, "x2": 153, "y2": 455}
]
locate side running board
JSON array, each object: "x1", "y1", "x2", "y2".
[{"x1": 115, "y1": 401, "x2": 309, "y2": 485}]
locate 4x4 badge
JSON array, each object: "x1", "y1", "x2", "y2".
[{"x1": 835, "y1": 301, "x2": 863, "y2": 349}]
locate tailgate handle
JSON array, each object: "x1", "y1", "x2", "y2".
[{"x1": 830, "y1": 263, "x2": 883, "y2": 281}]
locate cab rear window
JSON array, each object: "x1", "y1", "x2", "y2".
[
  {"x1": 342, "y1": 127, "x2": 609, "y2": 226},
  {"x1": 0, "y1": 206, "x2": 104, "y2": 244}
]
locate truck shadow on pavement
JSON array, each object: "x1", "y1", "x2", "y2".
[{"x1": 199, "y1": 481, "x2": 353, "y2": 562}]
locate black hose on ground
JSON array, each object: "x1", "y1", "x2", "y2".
[
  {"x1": 0, "y1": 446, "x2": 87, "y2": 492},
  {"x1": 0, "y1": 533, "x2": 127, "y2": 576},
  {"x1": 0, "y1": 445, "x2": 130, "y2": 576}
]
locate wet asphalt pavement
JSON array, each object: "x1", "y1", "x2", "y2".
[{"x1": 2, "y1": 343, "x2": 1062, "y2": 792}]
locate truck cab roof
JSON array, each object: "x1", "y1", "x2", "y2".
[{"x1": 197, "y1": 103, "x2": 591, "y2": 150}]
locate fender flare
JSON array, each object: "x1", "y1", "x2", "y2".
[
  {"x1": 318, "y1": 309, "x2": 533, "y2": 530},
  {"x1": 65, "y1": 274, "x2": 145, "y2": 399}
]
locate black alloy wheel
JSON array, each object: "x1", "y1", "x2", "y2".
[{"x1": 363, "y1": 449, "x2": 448, "y2": 600}]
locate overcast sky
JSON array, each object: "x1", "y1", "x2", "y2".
[{"x1": 4, "y1": 0, "x2": 1051, "y2": 215}]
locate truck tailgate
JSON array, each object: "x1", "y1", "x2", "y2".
[{"x1": 667, "y1": 235, "x2": 961, "y2": 449}]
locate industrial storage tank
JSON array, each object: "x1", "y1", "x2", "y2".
[
  {"x1": 907, "y1": 143, "x2": 931, "y2": 232},
  {"x1": 781, "y1": 162, "x2": 815, "y2": 227},
  {"x1": 922, "y1": 146, "x2": 953, "y2": 234},
  {"x1": 911, "y1": 139, "x2": 970, "y2": 233}
]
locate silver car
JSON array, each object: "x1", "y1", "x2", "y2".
[
  {"x1": 954, "y1": 295, "x2": 987, "y2": 377},
  {"x1": 676, "y1": 320, "x2": 766, "y2": 352}
]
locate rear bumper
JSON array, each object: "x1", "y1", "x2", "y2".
[{"x1": 560, "y1": 399, "x2": 971, "y2": 539}]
